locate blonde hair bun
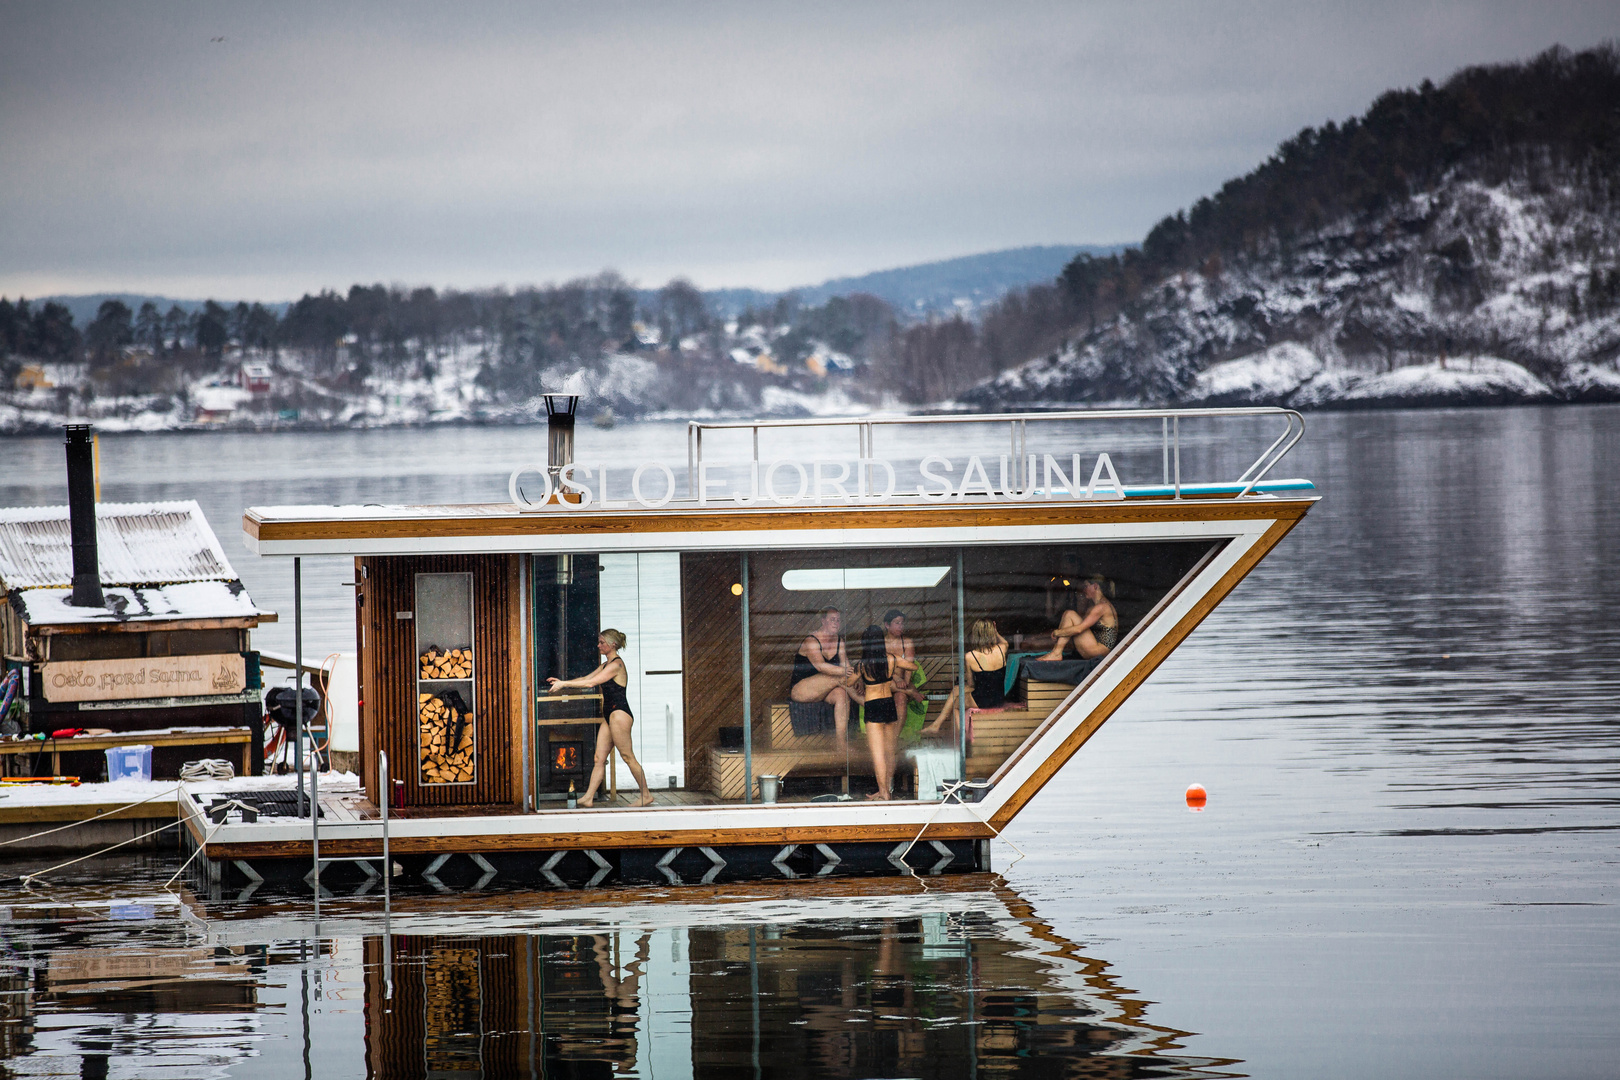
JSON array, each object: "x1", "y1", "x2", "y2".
[{"x1": 600, "y1": 628, "x2": 628, "y2": 651}]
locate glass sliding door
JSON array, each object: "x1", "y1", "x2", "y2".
[
  {"x1": 599, "y1": 553, "x2": 686, "y2": 789},
  {"x1": 531, "y1": 554, "x2": 603, "y2": 799}
]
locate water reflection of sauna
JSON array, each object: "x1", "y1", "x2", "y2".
[
  {"x1": 361, "y1": 894, "x2": 1231, "y2": 1079},
  {"x1": 365, "y1": 933, "x2": 644, "y2": 1078}
]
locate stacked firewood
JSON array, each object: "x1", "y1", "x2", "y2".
[
  {"x1": 422, "y1": 947, "x2": 479, "y2": 1065},
  {"x1": 418, "y1": 690, "x2": 475, "y2": 783},
  {"x1": 419, "y1": 646, "x2": 472, "y2": 680}
]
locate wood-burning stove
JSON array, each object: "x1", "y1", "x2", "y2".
[{"x1": 535, "y1": 693, "x2": 602, "y2": 797}]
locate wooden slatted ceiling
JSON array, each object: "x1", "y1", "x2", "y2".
[{"x1": 359, "y1": 554, "x2": 518, "y2": 808}]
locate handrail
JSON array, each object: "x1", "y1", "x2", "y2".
[{"x1": 687, "y1": 406, "x2": 1306, "y2": 502}]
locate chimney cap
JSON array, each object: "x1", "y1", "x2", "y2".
[{"x1": 541, "y1": 394, "x2": 579, "y2": 417}]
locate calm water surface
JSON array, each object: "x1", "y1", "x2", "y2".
[{"x1": 1, "y1": 406, "x2": 1617, "y2": 1078}]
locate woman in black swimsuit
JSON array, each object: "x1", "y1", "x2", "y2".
[
  {"x1": 546, "y1": 629, "x2": 653, "y2": 807},
  {"x1": 789, "y1": 607, "x2": 857, "y2": 747},
  {"x1": 857, "y1": 624, "x2": 902, "y2": 800},
  {"x1": 927, "y1": 619, "x2": 1009, "y2": 738}
]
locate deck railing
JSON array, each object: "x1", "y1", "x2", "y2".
[{"x1": 687, "y1": 406, "x2": 1306, "y2": 501}]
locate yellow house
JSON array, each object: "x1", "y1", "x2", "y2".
[{"x1": 14, "y1": 365, "x2": 52, "y2": 390}]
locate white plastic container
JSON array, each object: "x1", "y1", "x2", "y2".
[{"x1": 105, "y1": 744, "x2": 153, "y2": 782}]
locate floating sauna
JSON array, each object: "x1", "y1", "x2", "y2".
[{"x1": 188, "y1": 405, "x2": 1317, "y2": 889}]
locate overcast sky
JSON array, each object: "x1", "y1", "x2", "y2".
[{"x1": 1, "y1": 1, "x2": 1613, "y2": 301}]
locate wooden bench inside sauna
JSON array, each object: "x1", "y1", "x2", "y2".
[{"x1": 707, "y1": 670, "x2": 1079, "y2": 801}]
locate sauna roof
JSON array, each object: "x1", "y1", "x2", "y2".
[
  {"x1": 0, "y1": 500, "x2": 270, "y2": 629},
  {"x1": 0, "y1": 500, "x2": 237, "y2": 590}
]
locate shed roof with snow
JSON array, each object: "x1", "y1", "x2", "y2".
[{"x1": 0, "y1": 500, "x2": 270, "y2": 630}]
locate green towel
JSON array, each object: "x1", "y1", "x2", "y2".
[
  {"x1": 900, "y1": 663, "x2": 929, "y2": 743},
  {"x1": 1005, "y1": 651, "x2": 1044, "y2": 696}
]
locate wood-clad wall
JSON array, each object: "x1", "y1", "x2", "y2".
[
  {"x1": 359, "y1": 554, "x2": 521, "y2": 808},
  {"x1": 680, "y1": 553, "x2": 743, "y2": 791}
]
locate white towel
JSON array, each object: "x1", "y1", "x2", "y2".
[{"x1": 910, "y1": 748, "x2": 959, "y2": 802}]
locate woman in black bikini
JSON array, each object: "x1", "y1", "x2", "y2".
[
  {"x1": 789, "y1": 607, "x2": 857, "y2": 747},
  {"x1": 926, "y1": 619, "x2": 1009, "y2": 738},
  {"x1": 546, "y1": 629, "x2": 653, "y2": 808},
  {"x1": 857, "y1": 624, "x2": 903, "y2": 800}
]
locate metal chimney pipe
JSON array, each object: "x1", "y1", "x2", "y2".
[
  {"x1": 63, "y1": 425, "x2": 105, "y2": 609},
  {"x1": 543, "y1": 393, "x2": 579, "y2": 484},
  {"x1": 541, "y1": 393, "x2": 579, "y2": 676}
]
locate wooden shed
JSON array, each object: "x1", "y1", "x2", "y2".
[{"x1": 0, "y1": 484, "x2": 273, "y2": 778}]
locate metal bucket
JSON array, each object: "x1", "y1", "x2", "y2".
[{"x1": 759, "y1": 774, "x2": 780, "y2": 803}]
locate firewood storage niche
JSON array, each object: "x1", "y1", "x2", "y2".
[{"x1": 415, "y1": 572, "x2": 476, "y2": 785}]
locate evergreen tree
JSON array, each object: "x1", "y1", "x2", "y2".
[
  {"x1": 33, "y1": 302, "x2": 82, "y2": 364},
  {"x1": 85, "y1": 300, "x2": 133, "y2": 368},
  {"x1": 135, "y1": 302, "x2": 163, "y2": 352},
  {"x1": 195, "y1": 300, "x2": 229, "y2": 358}
]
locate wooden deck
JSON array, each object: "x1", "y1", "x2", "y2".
[{"x1": 265, "y1": 773, "x2": 963, "y2": 832}]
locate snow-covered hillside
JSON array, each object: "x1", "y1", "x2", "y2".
[
  {"x1": 0, "y1": 339, "x2": 883, "y2": 435},
  {"x1": 963, "y1": 167, "x2": 1620, "y2": 410}
]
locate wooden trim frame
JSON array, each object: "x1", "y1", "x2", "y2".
[
  {"x1": 244, "y1": 497, "x2": 1316, "y2": 557},
  {"x1": 509, "y1": 555, "x2": 526, "y2": 809},
  {"x1": 33, "y1": 617, "x2": 264, "y2": 635}
]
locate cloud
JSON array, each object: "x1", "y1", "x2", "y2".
[{"x1": 1, "y1": 0, "x2": 1613, "y2": 297}]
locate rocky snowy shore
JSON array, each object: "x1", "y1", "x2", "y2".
[{"x1": 1182, "y1": 343, "x2": 1620, "y2": 410}]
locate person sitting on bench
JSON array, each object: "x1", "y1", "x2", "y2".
[
  {"x1": 925, "y1": 619, "x2": 1010, "y2": 738},
  {"x1": 1037, "y1": 577, "x2": 1119, "y2": 661},
  {"x1": 789, "y1": 607, "x2": 857, "y2": 746}
]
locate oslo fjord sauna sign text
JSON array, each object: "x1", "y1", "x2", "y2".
[
  {"x1": 41, "y1": 653, "x2": 246, "y2": 704},
  {"x1": 508, "y1": 453, "x2": 1127, "y2": 511}
]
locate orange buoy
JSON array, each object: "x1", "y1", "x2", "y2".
[{"x1": 1185, "y1": 783, "x2": 1207, "y2": 811}]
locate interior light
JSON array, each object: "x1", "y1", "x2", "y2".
[
  {"x1": 730, "y1": 583, "x2": 743, "y2": 596},
  {"x1": 1063, "y1": 579, "x2": 1070, "y2": 586},
  {"x1": 781, "y1": 566, "x2": 951, "y2": 591}
]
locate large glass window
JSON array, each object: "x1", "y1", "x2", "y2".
[
  {"x1": 530, "y1": 540, "x2": 1219, "y2": 808},
  {"x1": 416, "y1": 572, "x2": 476, "y2": 786}
]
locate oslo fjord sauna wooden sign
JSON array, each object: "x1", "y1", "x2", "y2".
[{"x1": 41, "y1": 653, "x2": 246, "y2": 703}]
